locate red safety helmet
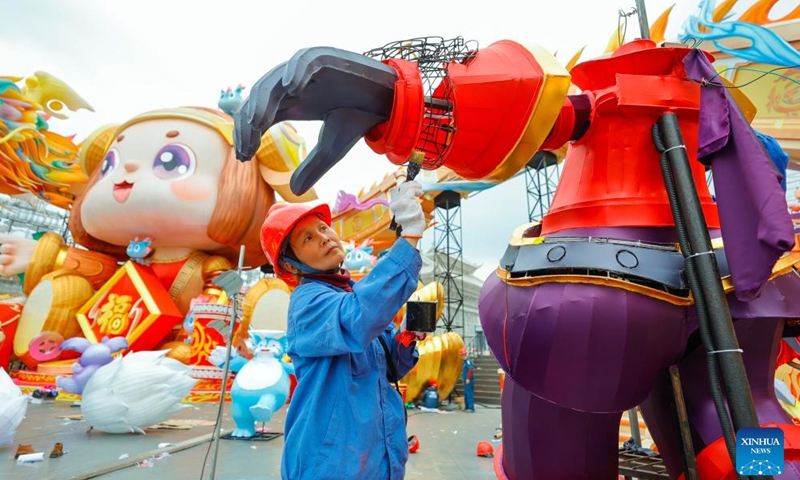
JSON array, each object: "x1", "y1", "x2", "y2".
[
  {"x1": 407, "y1": 435, "x2": 420, "y2": 453},
  {"x1": 260, "y1": 203, "x2": 332, "y2": 287},
  {"x1": 476, "y1": 441, "x2": 494, "y2": 458}
]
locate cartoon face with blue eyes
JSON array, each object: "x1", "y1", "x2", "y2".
[
  {"x1": 249, "y1": 330, "x2": 285, "y2": 358},
  {"x1": 79, "y1": 118, "x2": 229, "y2": 254},
  {"x1": 218, "y1": 86, "x2": 245, "y2": 116}
]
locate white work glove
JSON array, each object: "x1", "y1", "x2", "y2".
[{"x1": 389, "y1": 180, "x2": 425, "y2": 238}]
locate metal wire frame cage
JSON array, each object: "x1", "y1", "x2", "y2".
[{"x1": 363, "y1": 36, "x2": 479, "y2": 170}]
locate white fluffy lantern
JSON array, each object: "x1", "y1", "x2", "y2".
[
  {"x1": 0, "y1": 368, "x2": 29, "y2": 446},
  {"x1": 81, "y1": 350, "x2": 197, "y2": 434}
]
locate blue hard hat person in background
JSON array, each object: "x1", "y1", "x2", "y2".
[
  {"x1": 461, "y1": 348, "x2": 475, "y2": 412},
  {"x1": 421, "y1": 379, "x2": 440, "y2": 409}
]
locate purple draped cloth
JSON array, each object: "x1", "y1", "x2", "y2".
[{"x1": 683, "y1": 50, "x2": 795, "y2": 301}]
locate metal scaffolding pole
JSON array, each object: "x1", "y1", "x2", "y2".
[
  {"x1": 433, "y1": 190, "x2": 464, "y2": 334},
  {"x1": 0, "y1": 194, "x2": 70, "y2": 236},
  {"x1": 525, "y1": 151, "x2": 561, "y2": 223}
]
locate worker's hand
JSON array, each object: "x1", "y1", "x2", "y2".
[
  {"x1": 233, "y1": 47, "x2": 399, "y2": 196},
  {"x1": 466, "y1": 379, "x2": 471, "y2": 385},
  {"x1": 397, "y1": 330, "x2": 426, "y2": 347},
  {"x1": 396, "y1": 314, "x2": 427, "y2": 347},
  {"x1": 389, "y1": 181, "x2": 425, "y2": 238}
]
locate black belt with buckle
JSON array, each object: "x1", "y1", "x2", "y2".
[{"x1": 499, "y1": 236, "x2": 730, "y2": 298}]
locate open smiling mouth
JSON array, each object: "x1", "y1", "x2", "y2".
[{"x1": 113, "y1": 181, "x2": 134, "y2": 203}]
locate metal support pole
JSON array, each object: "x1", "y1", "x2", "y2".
[
  {"x1": 209, "y1": 245, "x2": 246, "y2": 480},
  {"x1": 433, "y1": 191, "x2": 464, "y2": 335},
  {"x1": 626, "y1": 408, "x2": 642, "y2": 448},
  {"x1": 635, "y1": 0, "x2": 651, "y2": 40},
  {"x1": 525, "y1": 151, "x2": 560, "y2": 223},
  {"x1": 670, "y1": 366, "x2": 698, "y2": 480}
]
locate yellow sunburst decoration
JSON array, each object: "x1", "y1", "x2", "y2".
[{"x1": 649, "y1": 4, "x2": 675, "y2": 44}]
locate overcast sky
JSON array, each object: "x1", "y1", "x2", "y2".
[{"x1": 3, "y1": 0, "x2": 790, "y2": 279}]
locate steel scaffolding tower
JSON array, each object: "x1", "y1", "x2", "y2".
[
  {"x1": 433, "y1": 190, "x2": 464, "y2": 334},
  {"x1": 0, "y1": 194, "x2": 71, "y2": 238},
  {"x1": 525, "y1": 151, "x2": 561, "y2": 223}
]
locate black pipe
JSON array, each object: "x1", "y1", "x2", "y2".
[
  {"x1": 655, "y1": 124, "x2": 737, "y2": 474},
  {"x1": 654, "y1": 113, "x2": 768, "y2": 480}
]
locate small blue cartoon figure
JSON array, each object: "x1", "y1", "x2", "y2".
[
  {"x1": 343, "y1": 239, "x2": 377, "y2": 273},
  {"x1": 182, "y1": 298, "x2": 206, "y2": 343},
  {"x1": 210, "y1": 329, "x2": 293, "y2": 437},
  {"x1": 126, "y1": 237, "x2": 153, "y2": 265},
  {"x1": 218, "y1": 85, "x2": 245, "y2": 116},
  {"x1": 182, "y1": 310, "x2": 195, "y2": 344}
]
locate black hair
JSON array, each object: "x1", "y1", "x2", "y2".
[{"x1": 281, "y1": 242, "x2": 298, "y2": 262}]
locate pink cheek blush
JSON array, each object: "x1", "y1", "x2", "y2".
[{"x1": 170, "y1": 178, "x2": 214, "y2": 201}]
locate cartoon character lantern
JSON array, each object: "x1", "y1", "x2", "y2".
[
  {"x1": 232, "y1": 36, "x2": 800, "y2": 480},
  {"x1": 80, "y1": 349, "x2": 197, "y2": 434},
  {"x1": 209, "y1": 329, "x2": 294, "y2": 438},
  {"x1": 0, "y1": 108, "x2": 313, "y2": 366}
]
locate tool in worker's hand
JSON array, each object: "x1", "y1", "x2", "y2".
[{"x1": 390, "y1": 151, "x2": 425, "y2": 237}]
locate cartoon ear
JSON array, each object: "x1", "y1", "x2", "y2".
[
  {"x1": 106, "y1": 336, "x2": 129, "y2": 353},
  {"x1": 365, "y1": 247, "x2": 373, "y2": 254},
  {"x1": 220, "y1": 90, "x2": 226, "y2": 97},
  {"x1": 61, "y1": 337, "x2": 91, "y2": 353}
]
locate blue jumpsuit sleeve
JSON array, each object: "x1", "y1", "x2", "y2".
[
  {"x1": 288, "y1": 239, "x2": 422, "y2": 357},
  {"x1": 381, "y1": 327, "x2": 419, "y2": 380}
]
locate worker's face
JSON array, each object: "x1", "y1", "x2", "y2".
[{"x1": 284, "y1": 215, "x2": 345, "y2": 272}]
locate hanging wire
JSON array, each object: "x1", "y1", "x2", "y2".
[
  {"x1": 681, "y1": 36, "x2": 706, "y2": 49},
  {"x1": 686, "y1": 64, "x2": 800, "y2": 89},
  {"x1": 618, "y1": 8, "x2": 637, "y2": 47}
]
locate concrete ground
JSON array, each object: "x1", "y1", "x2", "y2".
[{"x1": 1, "y1": 399, "x2": 501, "y2": 480}]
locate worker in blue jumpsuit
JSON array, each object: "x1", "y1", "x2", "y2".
[
  {"x1": 260, "y1": 180, "x2": 427, "y2": 480},
  {"x1": 461, "y1": 347, "x2": 475, "y2": 412}
]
